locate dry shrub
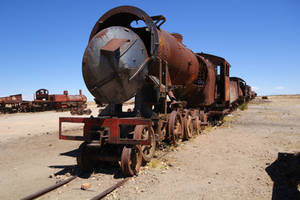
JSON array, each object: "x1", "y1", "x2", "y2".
[
  {"x1": 238, "y1": 102, "x2": 248, "y2": 111},
  {"x1": 147, "y1": 159, "x2": 161, "y2": 168}
]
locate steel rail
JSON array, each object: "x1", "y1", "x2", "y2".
[
  {"x1": 20, "y1": 175, "x2": 77, "y2": 200},
  {"x1": 90, "y1": 177, "x2": 130, "y2": 200},
  {"x1": 20, "y1": 147, "x2": 170, "y2": 200},
  {"x1": 89, "y1": 150, "x2": 170, "y2": 200}
]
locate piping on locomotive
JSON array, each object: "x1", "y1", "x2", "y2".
[{"x1": 59, "y1": 6, "x2": 255, "y2": 176}]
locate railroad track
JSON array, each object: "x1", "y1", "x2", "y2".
[
  {"x1": 20, "y1": 150, "x2": 170, "y2": 200},
  {"x1": 21, "y1": 176, "x2": 78, "y2": 200},
  {"x1": 19, "y1": 105, "x2": 233, "y2": 200}
]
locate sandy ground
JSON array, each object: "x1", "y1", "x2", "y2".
[
  {"x1": 0, "y1": 96, "x2": 300, "y2": 200},
  {"x1": 0, "y1": 106, "x2": 97, "y2": 143}
]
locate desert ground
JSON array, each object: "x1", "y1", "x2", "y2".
[{"x1": 0, "y1": 95, "x2": 300, "y2": 200}]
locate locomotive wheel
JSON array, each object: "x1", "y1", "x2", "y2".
[
  {"x1": 70, "y1": 108, "x2": 76, "y2": 115},
  {"x1": 168, "y1": 110, "x2": 184, "y2": 145},
  {"x1": 199, "y1": 110, "x2": 208, "y2": 130},
  {"x1": 77, "y1": 142, "x2": 95, "y2": 172},
  {"x1": 183, "y1": 109, "x2": 194, "y2": 139},
  {"x1": 192, "y1": 111, "x2": 201, "y2": 135},
  {"x1": 121, "y1": 146, "x2": 142, "y2": 176},
  {"x1": 157, "y1": 120, "x2": 167, "y2": 143},
  {"x1": 134, "y1": 125, "x2": 156, "y2": 163}
]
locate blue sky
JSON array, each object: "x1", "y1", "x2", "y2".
[{"x1": 0, "y1": 0, "x2": 299, "y2": 100}]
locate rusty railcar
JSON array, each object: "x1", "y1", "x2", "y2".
[
  {"x1": 33, "y1": 89, "x2": 87, "y2": 111},
  {"x1": 59, "y1": 6, "x2": 255, "y2": 176},
  {"x1": 229, "y1": 77, "x2": 249, "y2": 105},
  {"x1": 0, "y1": 89, "x2": 88, "y2": 113},
  {"x1": 0, "y1": 94, "x2": 23, "y2": 113}
]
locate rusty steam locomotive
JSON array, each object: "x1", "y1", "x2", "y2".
[
  {"x1": 59, "y1": 6, "x2": 256, "y2": 176},
  {"x1": 0, "y1": 89, "x2": 87, "y2": 113}
]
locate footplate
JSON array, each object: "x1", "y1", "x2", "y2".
[{"x1": 59, "y1": 117, "x2": 152, "y2": 145}]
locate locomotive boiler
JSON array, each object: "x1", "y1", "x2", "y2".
[
  {"x1": 59, "y1": 6, "x2": 254, "y2": 176},
  {"x1": 82, "y1": 6, "x2": 230, "y2": 110}
]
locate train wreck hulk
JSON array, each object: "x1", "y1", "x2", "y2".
[
  {"x1": 59, "y1": 6, "x2": 255, "y2": 176},
  {"x1": 0, "y1": 89, "x2": 89, "y2": 114}
]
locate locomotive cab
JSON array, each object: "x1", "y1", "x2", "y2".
[
  {"x1": 35, "y1": 89, "x2": 49, "y2": 101},
  {"x1": 198, "y1": 53, "x2": 231, "y2": 108}
]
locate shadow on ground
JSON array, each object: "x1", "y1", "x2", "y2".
[
  {"x1": 266, "y1": 152, "x2": 300, "y2": 200},
  {"x1": 49, "y1": 148, "x2": 125, "y2": 179}
]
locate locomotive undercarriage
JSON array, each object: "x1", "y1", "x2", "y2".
[
  {"x1": 62, "y1": 94, "x2": 241, "y2": 177},
  {"x1": 59, "y1": 60, "x2": 248, "y2": 177},
  {"x1": 59, "y1": 58, "x2": 212, "y2": 176}
]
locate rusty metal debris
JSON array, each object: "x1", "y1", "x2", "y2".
[{"x1": 90, "y1": 178, "x2": 130, "y2": 200}]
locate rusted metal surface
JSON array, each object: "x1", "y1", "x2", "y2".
[
  {"x1": 168, "y1": 110, "x2": 184, "y2": 144},
  {"x1": 88, "y1": 6, "x2": 159, "y2": 56},
  {"x1": 83, "y1": 26, "x2": 149, "y2": 104},
  {"x1": 229, "y1": 79, "x2": 239, "y2": 104},
  {"x1": 0, "y1": 94, "x2": 23, "y2": 103},
  {"x1": 150, "y1": 29, "x2": 199, "y2": 86},
  {"x1": 90, "y1": 178, "x2": 130, "y2": 200},
  {"x1": 183, "y1": 54, "x2": 216, "y2": 107},
  {"x1": 83, "y1": 6, "x2": 200, "y2": 105},
  {"x1": 199, "y1": 110, "x2": 208, "y2": 127},
  {"x1": 230, "y1": 77, "x2": 247, "y2": 102},
  {"x1": 192, "y1": 110, "x2": 201, "y2": 134},
  {"x1": 199, "y1": 53, "x2": 231, "y2": 104},
  {"x1": 157, "y1": 119, "x2": 167, "y2": 143},
  {"x1": 34, "y1": 89, "x2": 87, "y2": 112},
  {"x1": 207, "y1": 109, "x2": 230, "y2": 116},
  {"x1": 59, "y1": 5, "x2": 257, "y2": 177},
  {"x1": 59, "y1": 117, "x2": 152, "y2": 145},
  {"x1": 183, "y1": 109, "x2": 194, "y2": 139},
  {"x1": 81, "y1": 5, "x2": 251, "y2": 111},
  {"x1": 35, "y1": 89, "x2": 49, "y2": 100},
  {"x1": 0, "y1": 94, "x2": 23, "y2": 113},
  {"x1": 70, "y1": 104, "x2": 92, "y2": 115},
  {"x1": 134, "y1": 125, "x2": 156, "y2": 162},
  {"x1": 0, "y1": 89, "x2": 87, "y2": 114},
  {"x1": 35, "y1": 89, "x2": 87, "y2": 111},
  {"x1": 245, "y1": 85, "x2": 252, "y2": 101},
  {"x1": 121, "y1": 146, "x2": 142, "y2": 176},
  {"x1": 250, "y1": 91, "x2": 257, "y2": 99},
  {"x1": 171, "y1": 33, "x2": 183, "y2": 43},
  {"x1": 43, "y1": 90, "x2": 87, "y2": 103}
]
